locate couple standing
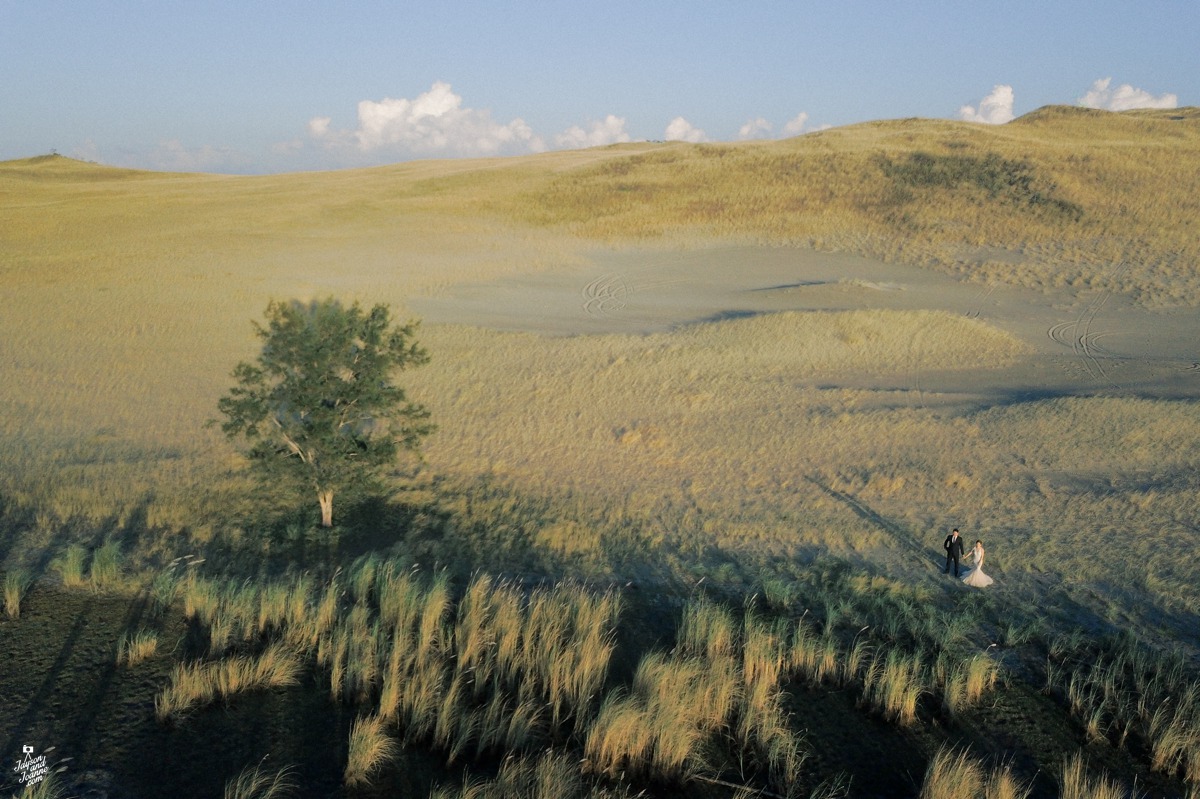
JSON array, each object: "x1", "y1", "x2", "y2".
[{"x1": 943, "y1": 528, "x2": 993, "y2": 587}]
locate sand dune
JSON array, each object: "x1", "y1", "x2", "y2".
[{"x1": 412, "y1": 244, "x2": 1200, "y2": 405}]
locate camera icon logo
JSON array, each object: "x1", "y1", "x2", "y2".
[{"x1": 22, "y1": 746, "x2": 34, "y2": 755}]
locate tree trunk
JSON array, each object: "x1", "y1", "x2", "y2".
[{"x1": 318, "y1": 489, "x2": 334, "y2": 528}]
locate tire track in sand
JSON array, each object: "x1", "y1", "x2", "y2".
[
  {"x1": 582, "y1": 274, "x2": 631, "y2": 317},
  {"x1": 964, "y1": 283, "x2": 997, "y2": 320},
  {"x1": 1046, "y1": 261, "x2": 1128, "y2": 388},
  {"x1": 581, "y1": 273, "x2": 688, "y2": 318}
]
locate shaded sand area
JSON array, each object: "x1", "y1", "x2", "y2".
[{"x1": 412, "y1": 245, "x2": 1200, "y2": 406}]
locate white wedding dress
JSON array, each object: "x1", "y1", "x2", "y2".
[{"x1": 962, "y1": 546, "x2": 994, "y2": 588}]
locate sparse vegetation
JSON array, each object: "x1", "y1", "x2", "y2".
[
  {"x1": 430, "y1": 751, "x2": 631, "y2": 799},
  {"x1": 517, "y1": 108, "x2": 1200, "y2": 306},
  {"x1": 117, "y1": 629, "x2": 160, "y2": 667},
  {"x1": 4, "y1": 569, "x2": 32, "y2": 619},
  {"x1": 222, "y1": 763, "x2": 296, "y2": 799},
  {"x1": 1059, "y1": 753, "x2": 1131, "y2": 799},
  {"x1": 154, "y1": 642, "x2": 302, "y2": 722},
  {"x1": 2, "y1": 108, "x2": 1199, "y2": 796},
  {"x1": 919, "y1": 745, "x2": 1031, "y2": 799},
  {"x1": 1049, "y1": 631, "x2": 1200, "y2": 783},
  {"x1": 8, "y1": 772, "x2": 68, "y2": 799},
  {"x1": 877, "y1": 150, "x2": 1083, "y2": 221},
  {"x1": 55, "y1": 545, "x2": 88, "y2": 588},
  {"x1": 89, "y1": 539, "x2": 123, "y2": 592}
]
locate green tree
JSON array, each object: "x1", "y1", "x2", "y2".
[{"x1": 217, "y1": 298, "x2": 433, "y2": 528}]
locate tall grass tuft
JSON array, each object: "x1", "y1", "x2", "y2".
[
  {"x1": 223, "y1": 763, "x2": 296, "y2": 799},
  {"x1": 430, "y1": 751, "x2": 614, "y2": 799},
  {"x1": 4, "y1": 569, "x2": 32, "y2": 619},
  {"x1": 677, "y1": 596, "x2": 739, "y2": 660},
  {"x1": 155, "y1": 642, "x2": 301, "y2": 722},
  {"x1": 862, "y1": 650, "x2": 926, "y2": 726},
  {"x1": 1050, "y1": 632, "x2": 1200, "y2": 779},
  {"x1": 182, "y1": 573, "x2": 219, "y2": 623},
  {"x1": 1058, "y1": 753, "x2": 1129, "y2": 799},
  {"x1": 117, "y1": 629, "x2": 159, "y2": 667},
  {"x1": 920, "y1": 746, "x2": 1031, "y2": 799},
  {"x1": 584, "y1": 653, "x2": 729, "y2": 782},
  {"x1": 89, "y1": 539, "x2": 123, "y2": 592},
  {"x1": 149, "y1": 566, "x2": 181, "y2": 618},
  {"x1": 344, "y1": 714, "x2": 398, "y2": 787},
  {"x1": 257, "y1": 581, "x2": 291, "y2": 637},
  {"x1": 582, "y1": 596, "x2": 811, "y2": 792},
  {"x1": 349, "y1": 553, "x2": 381, "y2": 605},
  {"x1": 920, "y1": 746, "x2": 983, "y2": 799},
  {"x1": 56, "y1": 544, "x2": 88, "y2": 588},
  {"x1": 986, "y1": 762, "x2": 1033, "y2": 799},
  {"x1": 10, "y1": 770, "x2": 68, "y2": 799},
  {"x1": 941, "y1": 652, "x2": 1000, "y2": 715},
  {"x1": 473, "y1": 694, "x2": 545, "y2": 759}
]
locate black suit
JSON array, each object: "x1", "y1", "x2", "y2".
[{"x1": 944, "y1": 533, "x2": 965, "y2": 577}]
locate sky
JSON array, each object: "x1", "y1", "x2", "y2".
[{"x1": 1, "y1": 1, "x2": 1196, "y2": 174}]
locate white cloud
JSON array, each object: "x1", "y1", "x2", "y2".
[
  {"x1": 1077, "y1": 77, "x2": 1177, "y2": 111},
  {"x1": 70, "y1": 139, "x2": 102, "y2": 163},
  {"x1": 307, "y1": 116, "x2": 332, "y2": 138},
  {"x1": 554, "y1": 115, "x2": 631, "y2": 149},
  {"x1": 271, "y1": 137, "x2": 305, "y2": 156},
  {"x1": 64, "y1": 138, "x2": 252, "y2": 173},
  {"x1": 782, "y1": 112, "x2": 809, "y2": 136},
  {"x1": 958, "y1": 85, "x2": 1015, "y2": 125},
  {"x1": 664, "y1": 116, "x2": 707, "y2": 143},
  {"x1": 737, "y1": 117, "x2": 773, "y2": 140},
  {"x1": 145, "y1": 140, "x2": 248, "y2": 172},
  {"x1": 310, "y1": 81, "x2": 545, "y2": 157}
]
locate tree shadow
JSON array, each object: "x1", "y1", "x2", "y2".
[{"x1": 0, "y1": 490, "x2": 32, "y2": 567}]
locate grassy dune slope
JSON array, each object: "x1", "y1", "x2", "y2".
[
  {"x1": 2, "y1": 108, "x2": 1198, "y2": 606},
  {"x1": 2, "y1": 108, "x2": 1200, "y2": 798},
  {"x1": 516, "y1": 106, "x2": 1200, "y2": 305}
]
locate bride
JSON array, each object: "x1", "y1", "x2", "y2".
[{"x1": 962, "y1": 540, "x2": 994, "y2": 588}]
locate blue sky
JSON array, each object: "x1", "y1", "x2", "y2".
[{"x1": 1, "y1": 1, "x2": 1195, "y2": 173}]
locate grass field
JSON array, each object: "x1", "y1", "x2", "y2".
[{"x1": 2, "y1": 105, "x2": 1200, "y2": 797}]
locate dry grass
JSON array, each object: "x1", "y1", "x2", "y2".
[
  {"x1": 584, "y1": 597, "x2": 808, "y2": 793},
  {"x1": 2, "y1": 113, "x2": 1200, "y2": 793},
  {"x1": 861, "y1": 649, "x2": 926, "y2": 726},
  {"x1": 344, "y1": 713, "x2": 398, "y2": 787},
  {"x1": 154, "y1": 642, "x2": 302, "y2": 722},
  {"x1": 166, "y1": 564, "x2": 624, "y2": 775},
  {"x1": 222, "y1": 763, "x2": 296, "y2": 799},
  {"x1": 430, "y1": 751, "x2": 627, "y2": 799},
  {"x1": 920, "y1": 746, "x2": 1031, "y2": 799},
  {"x1": 7, "y1": 771, "x2": 68, "y2": 799},
  {"x1": 1058, "y1": 753, "x2": 1131, "y2": 799},
  {"x1": 1047, "y1": 631, "x2": 1200, "y2": 783},
  {"x1": 3, "y1": 116, "x2": 1199, "y2": 645},
  {"x1": 405, "y1": 320, "x2": 1200, "y2": 628},
  {"x1": 941, "y1": 653, "x2": 1000, "y2": 715},
  {"x1": 54, "y1": 545, "x2": 87, "y2": 589},
  {"x1": 117, "y1": 629, "x2": 160, "y2": 667},
  {"x1": 513, "y1": 108, "x2": 1200, "y2": 306},
  {"x1": 88, "y1": 540, "x2": 123, "y2": 592},
  {"x1": 4, "y1": 569, "x2": 31, "y2": 619}
]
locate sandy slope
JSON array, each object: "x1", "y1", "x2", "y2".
[{"x1": 411, "y1": 244, "x2": 1200, "y2": 407}]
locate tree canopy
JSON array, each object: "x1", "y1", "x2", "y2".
[{"x1": 217, "y1": 298, "x2": 433, "y2": 527}]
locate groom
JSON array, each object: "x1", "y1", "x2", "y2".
[{"x1": 943, "y1": 528, "x2": 965, "y2": 577}]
